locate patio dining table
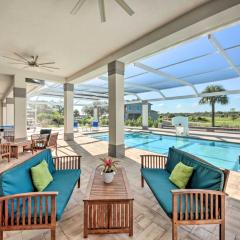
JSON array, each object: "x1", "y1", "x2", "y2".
[{"x1": 32, "y1": 134, "x2": 49, "y2": 150}]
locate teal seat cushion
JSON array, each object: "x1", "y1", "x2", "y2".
[
  {"x1": 44, "y1": 170, "x2": 80, "y2": 220},
  {"x1": 0, "y1": 149, "x2": 55, "y2": 197},
  {"x1": 14, "y1": 169, "x2": 80, "y2": 222},
  {"x1": 141, "y1": 168, "x2": 208, "y2": 218},
  {"x1": 141, "y1": 168, "x2": 178, "y2": 217},
  {"x1": 165, "y1": 147, "x2": 224, "y2": 191}
]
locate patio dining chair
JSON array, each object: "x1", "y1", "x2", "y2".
[
  {"x1": 0, "y1": 143, "x2": 11, "y2": 162},
  {"x1": 23, "y1": 138, "x2": 37, "y2": 155},
  {"x1": 46, "y1": 132, "x2": 59, "y2": 155},
  {"x1": 40, "y1": 129, "x2": 52, "y2": 141}
]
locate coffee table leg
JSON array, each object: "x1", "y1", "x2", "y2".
[
  {"x1": 83, "y1": 201, "x2": 88, "y2": 238},
  {"x1": 129, "y1": 200, "x2": 133, "y2": 236}
]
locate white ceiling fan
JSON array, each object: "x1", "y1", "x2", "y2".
[
  {"x1": 71, "y1": 0, "x2": 135, "y2": 23},
  {"x1": 1, "y1": 53, "x2": 60, "y2": 72}
]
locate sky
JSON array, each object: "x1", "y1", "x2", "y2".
[
  {"x1": 150, "y1": 78, "x2": 240, "y2": 113},
  {"x1": 151, "y1": 94, "x2": 240, "y2": 113}
]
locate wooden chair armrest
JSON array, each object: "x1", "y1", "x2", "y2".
[
  {"x1": 171, "y1": 189, "x2": 225, "y2": 223},
  {"x1": 53, "y1": 155, "x2": 81, "y2": 170},
  {"x1": 0, "y1": 192, "x2": 58, "y2": 228},
  {"x1": 141, "y1": 154, "x2": 167, "y2": 169}
]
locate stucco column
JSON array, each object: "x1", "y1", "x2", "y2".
[
  {"x1": 93, "y1": 107, "x2": 99, "y2": 122},
  {"x1": 142, "y1": 100, "x2": 149, "y2": 130},
  {"x1": 0, "y1": 100, "x2": 3, "y2": 125},
  {"x1": 64, "y1": 83, "x2": 74, "y2": 141},
  {"x1": 14, "y1": 74, "x2": 27, "y2": 141},
  {"x1": 2, "y1": 101, "x2": 6, "y2": 125},
  {"x1": 6, "y1": 97, "x2": 14, "y2": 126},
  {"x1": 108, "y1": 60, "x2": 125, "y2": 158}
]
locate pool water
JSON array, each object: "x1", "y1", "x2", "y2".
[{"x1": 89, "y1": 131, "x2": 240, "y2": 171}]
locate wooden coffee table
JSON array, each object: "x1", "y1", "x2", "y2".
[{"x1": 83, "y1": 167, "x2": 134, "y2": 238}]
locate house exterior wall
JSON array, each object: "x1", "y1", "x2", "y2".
[{"x1": 124, "y1": 103, "x2": 158, "y2": 120}]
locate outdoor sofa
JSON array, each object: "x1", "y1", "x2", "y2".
[
  {"x1": 0, "y1": 149, "x2": 81, "y2": 240},
  {"x1": 141, "y1": 147, "x2": 229, "y2": 240}
]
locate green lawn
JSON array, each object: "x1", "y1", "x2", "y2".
[{"x1": 189, "y1": 117, "x2": 240, "y2": 128}]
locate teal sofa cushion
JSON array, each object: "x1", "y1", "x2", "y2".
[
  {"x1": 165, "y1": 147, "x2": 224, "y2": 191},
  {"x1": 11, "y1": 169, "x2": 80, "y2": 222},
  {"x1": 0, "y1": 149, "x2": 55, "y2": 197},
  {"x1": 141, "y1": 168, "x2": 178, "y2": 217},
  {"x1": 44, "y1": 170, "x2": 80, "y2": 220}
]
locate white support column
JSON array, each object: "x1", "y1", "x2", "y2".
[
  {"x1": 93, "y1": 107, "x2": 99, "y2": 122},
  {"x1": 64, "y1": 83, "x2": 74, "y2": 141},
  {"x1": 0, "y1": 100, "x2": 3, "y2": 126},
  {"x1": 2, "y1": 101, "x2": 6, "y2": 125},
  {"x1": 108, "y1": 61, "x2": 125, "y2": 158},
  {"x1": 6, "y1": 94, "x2": 14, "y2": 126},
  {"x1": 142, "y1": 101, "x2": 149, "y2": 130},
  {"x1": 14, "y1": 74, "x2": 27, "y2": 141}
]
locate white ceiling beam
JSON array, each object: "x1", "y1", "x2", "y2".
[
  {"x1": 78, "y1": 82, "x2": 141, "y2": 99},
  {"x1": 134, "y1": 62, "x2": 199, "y2": 96},
  {"x1": 39, "y1": 92, "x2": 104, "y2": 101},
  {"x1": 99, "y1": 76, "x2": 165, "y2": 99},
  {"x1": 208, "y1": 34, "x2": 240, "y2": 76},
  {"x1": 125, "y1": 82, "x2": 166, "y2": 99},
  {"x1": 31, "y1": 88, "x2": 108, "y2": 100},
  {"x1": 126, "y1": 89, "x2": 240, "y2": 104}
]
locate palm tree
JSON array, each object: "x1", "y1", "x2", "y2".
[{"x1": 199, "y1": 85, "x2": 229, "y2": 127}]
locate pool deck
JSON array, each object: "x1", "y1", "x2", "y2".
[
  {"x1": 0, "y1": 132, "x2": 239, "y2": 240},
  {"x1": 125, "y1": 126, "x2": 240, "y2": 144}
]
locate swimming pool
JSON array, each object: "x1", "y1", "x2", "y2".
[{"x1": 89, "y1": 131, "x2": 240, "y2": 171}]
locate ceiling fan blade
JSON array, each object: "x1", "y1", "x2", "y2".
[
  {"x1": 40, "y1": 67, "x2": 53, "y2": 72},
  {"x1": 34, "y1": 55, "x2": 39, "y2": 63},
  {"x1": 114, "y1": 0, "x2": 135, "y2": 16},
  {"x1": 14, "y1": 52, "x2": 30, "y2": 62},
  {"x1": 1, "y1": 55, "x2": 26, "y2": 63},
  {"x1": 70, "y1": 0, "x2": 87, "y2": 15},
  {"x1": 5, "y1": 62, "x2": 27, "y2": 65},
  {"x1": 98, "y1": 0, "x2": 106, "y2": 23},
  {"x1": 40, "y1": 66, "x2": 60, "y2": 70},
  {"x1": 38, "y1": 62, "x2": 56, "y2": 65}
]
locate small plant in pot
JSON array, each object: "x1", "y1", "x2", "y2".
[{"x1": 97, "y1": 158, "x2": 119, "y2": 183}]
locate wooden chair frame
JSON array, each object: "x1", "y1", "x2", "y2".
[
  {"x1": 23, "y1": 139, "x2": 37, "y2": 155},
  {"x1": 0, "y1": 143, "x2": 11, "y2": 162},
  {"x1": 140, "y1": 154, "x2": 229, "y2": 240},
  {"x1": 0, "y1": 155, "x2": 81, "y2": 240},
  {"x1": 46, "y1": 133, "x2": 58, "y2": 156}
]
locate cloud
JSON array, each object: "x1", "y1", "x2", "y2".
[
  {"x1": 156, "y1": 103, "x2": 165, "y2": 107},
  {"x1": 191, "y1": 102, "x2": 199, "y2": 108},
  {"x1": 176, "y1": 104, "x2": 182, "y2": 109}
]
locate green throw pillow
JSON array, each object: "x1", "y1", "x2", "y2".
[
  {"x1": 31, "y1": 160, "x2": 53, "y2": 192},
  {"x1": 169, "y1": 162, "x2": 193, "y2": 189}
]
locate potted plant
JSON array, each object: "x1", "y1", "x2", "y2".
[{"x1": 97, "y1": 158, "x2": 119, "y2": 183}]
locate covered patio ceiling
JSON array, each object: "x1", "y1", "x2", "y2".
[{"x1": 29, "y1": 21, "x2": 240, "y2": 106}]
